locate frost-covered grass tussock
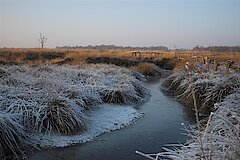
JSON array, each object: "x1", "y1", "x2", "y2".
[
  {"x1": 0, "y1": 64, "x2": 149, "y2": 159},
  {"x1": 162, "y1": 66, "x2": 240, "y2": 113},
  {"x1": 137, "y1": 64, "x2": 240, "y2": 160}
]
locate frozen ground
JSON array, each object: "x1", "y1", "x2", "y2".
[
  {"x1": 0, "y1": 64, "x2": 149, "y2": 159},
  {"x1": 35, "y1": 104, "x2": 143, "y2": 148}
]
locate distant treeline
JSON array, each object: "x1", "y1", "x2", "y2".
[
  {"x1": 193, "y1": 46, "x2": 240, "y2": 52},
  {"x1": 56, "y1": 45, "x2": 169, "y2": 51}
]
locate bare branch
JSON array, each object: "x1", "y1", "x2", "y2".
[{"x1": 39, "y1": 33, "x2": 47, "y2": 48}]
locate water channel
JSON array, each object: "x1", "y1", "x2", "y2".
[{"x1": 30, "y1": 77, "x2": 195, "y2": 160}]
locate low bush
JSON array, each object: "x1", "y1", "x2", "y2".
[
  {"x1": 133, "y1": 62, "x2": 161, "y2": 76},
  {"x1": 156, "y1": 58, "x2": 175, "y2": 70}
]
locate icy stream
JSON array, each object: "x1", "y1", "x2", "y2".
[{"x1": 29, "y1": 78, "x2": 195, "y2": 160}]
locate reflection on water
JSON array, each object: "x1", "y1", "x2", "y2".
[{"x1": 30, "y1": 77, "x2": 195, "y2": 160}]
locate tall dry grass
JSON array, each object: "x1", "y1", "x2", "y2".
[{"x1": 1, "y1": 48, "x2": 239, "y2": 67}]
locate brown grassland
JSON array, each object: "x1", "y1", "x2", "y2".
[{"x1": 0, "y1": 48, "x2": 239, "y2": 71}]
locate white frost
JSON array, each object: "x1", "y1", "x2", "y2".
[{"x1": 36, "y1": 104, "x2": 142, "y2": 148}]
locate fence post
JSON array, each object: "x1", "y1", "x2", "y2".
[
  {"x1": 225, "y1": 60, "x2": 231, "y2": 74},
  {"x1": 204, "y1": 57, "x2": 208, "y2": 64},
  {"x1": 214, "y1": 60, "x2": 218, "y2": 71}
]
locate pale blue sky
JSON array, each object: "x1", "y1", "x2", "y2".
[{"x1": 0, "y1": 0, "x2": 240, "y2": 48}]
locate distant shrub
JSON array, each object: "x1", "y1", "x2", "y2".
[
  {"x1": 25, "y1": 52, "x2": 40, "y2": 61},
  {"x1": 85, "y1": 57, "x2": 138, "y2": 67},
  {"x1": 24, "y1": 52, "x2": 65, "y2": 61},
  {"x1": 41, "y1": 52, "x2": 65, "y2": 60},
  {"x1": 134, "y1": 62, "x2": 161, "y2": 76},
  {"x1": 156, "y1": 58, "x2": 175, "y2": 70}
]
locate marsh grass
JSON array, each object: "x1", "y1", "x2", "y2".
[
  {"x1": 0, "y1": 64, "x2": 150, "y2": 159},
  {"x1": 137, "y1": 63, "x2": 240, "y2": 160},
  {"x1": 1, "y1": 48, "x2": 239, "y2": 69},
  {"x1": 204, "y1": 74, "x2": 240, "y2": 107}
]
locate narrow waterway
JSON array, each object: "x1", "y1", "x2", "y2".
[{"x1": 30, "y1": 78, "x2": 194, "y2": 160}]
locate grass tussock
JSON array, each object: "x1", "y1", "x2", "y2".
[
  {"x1": 162, "y1": 62, "x2": 240, "y2": 113},
  {"x1": 204, "y1": 74, "x2": 240, "y2": 107},
  {"x1": 98, "y1": 78, "x2": 150, "y2": 104},
  {"x1": 31, "y1": 99, "x2": 85, "y2": 135}
]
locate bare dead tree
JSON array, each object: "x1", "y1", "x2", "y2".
[{"x1": 39, "y1": 33, "x2": 47, "y2": 48}]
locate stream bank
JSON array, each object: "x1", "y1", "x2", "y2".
[{"x1": 30, "y1": 77, "x2": 194, "y2": 160}]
